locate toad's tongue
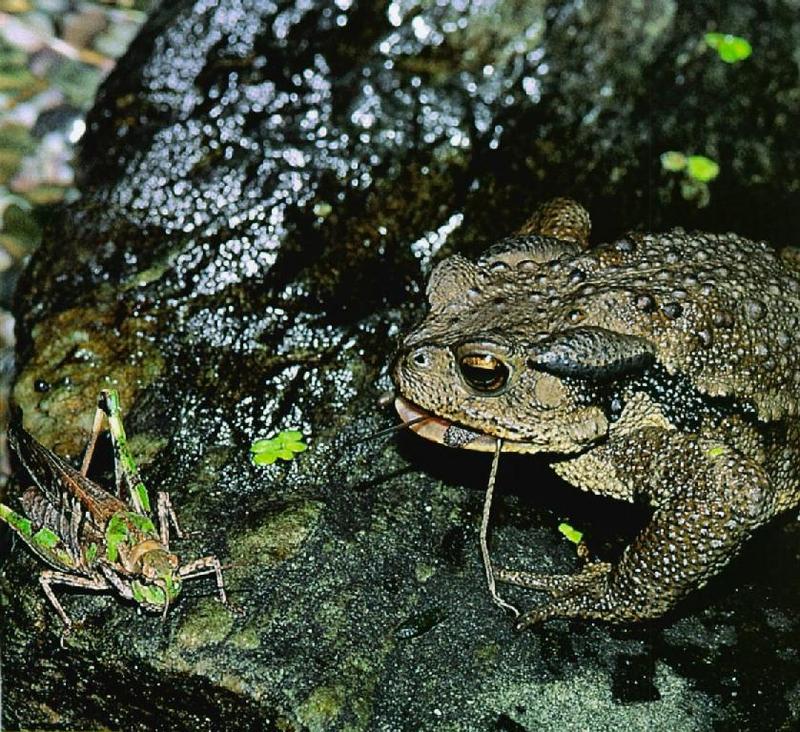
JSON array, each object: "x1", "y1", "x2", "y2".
[{"x1": 394, "y1": 396, "x2": 506, "y2": 452}]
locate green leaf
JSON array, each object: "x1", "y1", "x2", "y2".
[
  {"x1": 660, "y1": 151, "x2": 686, "y2": 173},
  {"x1": 704, "y1": 33, "x2": 752, "y2": 63},
  {"x1": 252, "y1": 452, "x2": 277, "y2": 466},
  {"x1": 558, "y1": 522, "x2": 584, "y2": 545},
  {"x1": 686, "y1": 155, "x2": 720, "y2": 183},
  {"x1": 0, "y1": 202, "x2": 41, "y2": 253},
  {"x1": 313, "y1": 201, "x2": 332, "y2": 218},
  {"x1": 250, "y1": 429, "x2": 307, "y2": 466},
  {"x1": 0, "y1": 124, "x2": 34, "y2": 182}
]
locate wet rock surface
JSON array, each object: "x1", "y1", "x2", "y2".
[{"x1": 2, "y1": 1, "x2": 800, "y2": 729}]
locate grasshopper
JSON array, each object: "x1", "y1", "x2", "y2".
[{"x1": 0, "y1": 389, "x2": 227, "y2": 630}]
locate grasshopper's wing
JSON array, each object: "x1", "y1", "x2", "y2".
[{"x1": 8, "y1": 416, "x2": 127, "y2": 528}]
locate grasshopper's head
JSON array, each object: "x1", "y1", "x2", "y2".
[{"x1": 132, "y1": 548, "x2": 182, "y2": 611}]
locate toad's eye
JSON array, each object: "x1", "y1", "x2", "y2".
[{"x1": 458, "y1": 352, "x2": 509, "y2": 393}]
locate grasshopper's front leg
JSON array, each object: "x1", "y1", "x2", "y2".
[
  {"x1": 178, "y1": 556, "x2": 228, "y2": 605},
  {"x1": 40, "y1": 571, "x2": 110, "y2": 628},
  {"x1": 156, "y1": 491, "x2": 183, "y2": 546}
]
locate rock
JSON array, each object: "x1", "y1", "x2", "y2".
[{"x1": 2, "y1": 0, "x2": 800, "y2": 729}]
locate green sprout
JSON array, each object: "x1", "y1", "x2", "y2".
[
  {"x1": 660, "y1": 151, "x2": 720, "y2": 207},
  {"x1": 704, "y1": 33, "x2": 752, "y2": 64},
  {"x1": 251, "y1": 430, "x2": 307, "y2": 465},
  {"x1": 660, "y1": 152, "x2": 720, "y2": 183},
  {"x1": 685, "y1": 155, "x2": 720, "y2": 183},
  {"x1": 660, "y1": 151, "x2": 687, "y2": 173},
  {"x1": 558, "y1": 522, "x2": 584, "y2": 545}
]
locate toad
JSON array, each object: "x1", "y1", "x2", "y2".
[{"x1": 392, "y1": 198, "x2": 800, "y2": 626}]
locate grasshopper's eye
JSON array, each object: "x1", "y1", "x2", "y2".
[{"x1": 458, "y1": 351, "x2": 510, "y2": 393}]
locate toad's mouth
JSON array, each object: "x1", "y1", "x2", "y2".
[{"x1": 394, "y1": 395, "x2": 533, "y2": 453}]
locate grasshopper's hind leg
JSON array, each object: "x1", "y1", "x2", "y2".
[
  {"x1": 40, "y1": 571, "x2": 109, "y2": 628},
  {"x1": 99, "y1": 389, "x2": 152, "y2": 514},
  {"x1": 79, "y1": 402, "x2": 108, "y2": 476},
  {"x1": 178, "y1": 556, "x2": 227, "y2": 605}
]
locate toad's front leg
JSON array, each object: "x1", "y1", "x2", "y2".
[{"x1": 497, "y1": 427, "x2": 777, "y2": 626}]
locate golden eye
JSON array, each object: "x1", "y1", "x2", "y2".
[{"x1": 458, "y1": 352, "x2": 509, "y2": 393}]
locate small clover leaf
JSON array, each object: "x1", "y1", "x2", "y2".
[
  {"x1": 558, "y1": 522, "x2": 584, "y2": 545},
  {"x1": 704, "y1": 33, "x2": 752, "y2": 64},
  {"x1": 251, "y1": 430, "x2": 307, "y2": 466},
  {"x1": 686, "y1": 155, "x2": 720, "y2": 183},
  {"x1": 661, "y1": 151, "x2": 720, "y2": 207}
]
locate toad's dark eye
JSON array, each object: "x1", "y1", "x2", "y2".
[{"x1": 458, "y1": 353, "x2": 509, "y2": 393}]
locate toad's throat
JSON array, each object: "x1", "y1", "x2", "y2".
[{"x1": 394, "y1": 396, "x2": 533, "y2": 453}]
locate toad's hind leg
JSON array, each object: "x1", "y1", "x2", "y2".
[{"x1": 498, "y1": 428, "x2": 777, "y2": 626}]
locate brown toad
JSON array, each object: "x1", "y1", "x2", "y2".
[{"x1": 392, "y1": 198, "x2": 800, "y2": 626}]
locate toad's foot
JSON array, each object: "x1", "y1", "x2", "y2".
[{"x1": 496, "y1": 562, "x2": 618, "y2": 628}]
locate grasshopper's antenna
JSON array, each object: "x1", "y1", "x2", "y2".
[
  {"x1": 365, "y1": 416, "x2": 429, "y2": 441},
  {"x1": 480, "y1": 438, "x2": 519, "y2": 617},
  {"x1": 342, "y1": 416, "x2": 430, "y2": 449}
]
